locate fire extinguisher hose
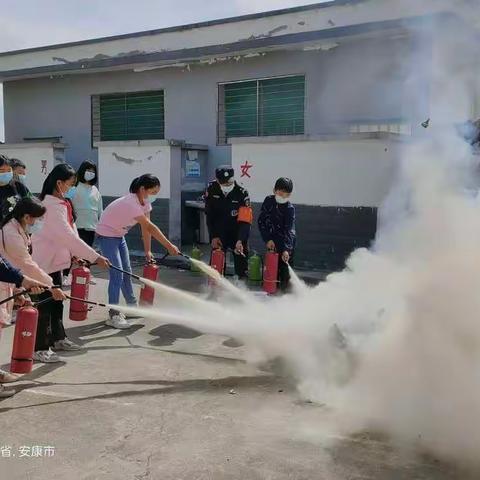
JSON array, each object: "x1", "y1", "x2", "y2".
[{"x1": 66, "y1": 295, "x2": 108, "y2": 308}]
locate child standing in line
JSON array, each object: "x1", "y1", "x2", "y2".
[
  {"x1": 96, "y1": 174, "x2": 179, "y2": 330},
  {"x1": 32, "y1": 164, "x2": 110, "y2": 361},
  {"x1": 258, "y1": 177, "x2": 296, "y2": 292},
  {"x1": 72, "y1": 160, "x2": 103, "y2": 247}
]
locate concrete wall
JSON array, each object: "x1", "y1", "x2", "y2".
[
  {"x1": 0, "y1": 142, "x2": 65, "y2": 193},
  {"x1": 231, "y1": 136, "x2": 400, "y2": 207},
  {"x1": 3, "y1": 35, "x2": 427, "y2": 178},
  {"x1": 96, "y1": 141, "x2": 172, "y2": 198},
  {"x1": 232, "y1": 135, "x2": 402, "y2": 269}
]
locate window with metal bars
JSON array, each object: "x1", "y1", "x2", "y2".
[
  {"x1": 91, "y1": 90, "x2": 165, "y2": 143},
  {"x1": 218, "y1": 75, "x2": 305, "y2": 144}
]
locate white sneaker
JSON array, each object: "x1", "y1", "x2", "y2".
[
  {"x1": 106, "y1": 313, "x2": 131, "y2": 330},
  {"x1": 33, "y1": 348, "x2": 62, "y2": 363},
  {"x1": 63, "y1": 274, "x2": 72, "y2": 287},
  {"x1": 89, "y1": 275, "x2": 97, "y2": 286},
  {"x1": 53, "y1": 338, "x2": 83, "y2": 351}
]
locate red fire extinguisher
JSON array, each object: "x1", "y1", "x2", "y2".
[
  {"x1": 263, "y1": 251, "x2": 279, "y2": 295},
  {"x1": 210, "y1": 249, "x2": 225, "y2": 276},
  {"x1": 140, "y1": 262, "x2": 159, "y2": 305},
  {"x1": 69, "y1": 266, "x2": 91, "y2": 321},
  {"x1": 10, "y1": 306, "x2": 38, "y2": 374}
]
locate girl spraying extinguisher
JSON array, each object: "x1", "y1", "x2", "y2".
[{"x1": 96, "y1": 174, "x2": 180, "y2": 330}]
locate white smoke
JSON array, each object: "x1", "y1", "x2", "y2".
[{"x1": 115, "y1": 1, "x2": 480, "y2": 467}]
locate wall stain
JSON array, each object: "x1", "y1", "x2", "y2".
[
  {"x1": 239, "y1": 24, "x2": 288, "y2": 42},
  {"x1": 112, "y1": 152, "x2": 155, "y2": 165},
  {"x1": 52, "y1": 50, "x2": 148, "y2": 65}
]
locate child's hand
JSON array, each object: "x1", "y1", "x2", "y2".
[
  {"x1": 282, "y1": 251, "x2": 290, "y2": 263},
  {"x1": 235, "y1": 240, "x2": 245, "y2": 256},
  {"x1": 266, "y1": 240, "x2": 275, "y2": 251}
]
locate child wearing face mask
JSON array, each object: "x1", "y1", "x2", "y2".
[
  {"x1": 96, "y1": 174, "x2": 180, "y2": 330},
  {"x1": 31, "y1": 164, "x2": 110, "y2": 362},
  {"x1": 10, "y1": 158, "x2": 29, "y2": 188},
  {"x1": 0, "y1": 155, "x2": 31, "y2": 225},
  {"x1": 258, "y1": 177, "x2": 296, "y2": 292},
  {"x1": 71, "y1": 161, "x2": 103, "y2": 248},
  {"x1": 0, "y1": 197, "x2": 68, "y2": 368}
]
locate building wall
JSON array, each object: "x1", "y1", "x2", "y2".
[
  {"x1": 232, "y1": 136, "x2": 402, "y2": 269},
  {"x1": 3, "y1": 35, "x2": 427, "y2": 178}
]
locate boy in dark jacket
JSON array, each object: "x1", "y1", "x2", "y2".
[{"x1": 258, "y1": 177, "x2": 296, "y2": 291}]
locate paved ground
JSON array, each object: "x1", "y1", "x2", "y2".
[{"x1": 0, "y1": 267, "x2": 466, "y2": 479}]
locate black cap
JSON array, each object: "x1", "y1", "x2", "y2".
[
  {"x1": 274, "y1": 177, "x2": 293, "y2": 193},
  {"x1": 215, "y1": 165, "x2": 234, "y2": 184}
]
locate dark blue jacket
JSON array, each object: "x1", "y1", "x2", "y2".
[
  {"x1": 258, "y1": 195, "x2": 296, "y2": 253},
  {"x1": 0, "y1": 255, "x2": 24, "y2": 287}
]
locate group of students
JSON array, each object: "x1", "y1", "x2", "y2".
[
  {"x1": 0, "y1": 156, "x2": 178, "y2": 398},
  {"x1": 205, "y1": 165, "x2": 296, "y2": 291},
  {"x1": 0, "y1": 158, "x2": 294, "y2": 398}
]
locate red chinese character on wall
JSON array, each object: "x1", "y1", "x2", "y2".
[
  {"x1": 41, "y1": 160, "x2": 47, "y2": 175},
  {"x1": 240, "y1": 161, "x2": 253, "y2": 178}
]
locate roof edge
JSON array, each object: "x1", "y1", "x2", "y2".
[{"x1": 0, "y1": 1, "x2": 366, "y2": 58}]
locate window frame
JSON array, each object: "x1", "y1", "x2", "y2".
[
  {"x1": 217, "y1": 73, "x2": 306, "y2": 145},
  {"x1": 91, "y1": 89, "x2": 166, "y2": 146}
]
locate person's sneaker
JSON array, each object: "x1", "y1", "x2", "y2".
[
  {"x1": 89, "y1": 275, "x2": 97, "y2": 286},
  {"x1": 0, "y1": 369, "x2": 19, "y2": 383},
  {"x1": 0, "y1": 385, "x2": 16, "y2": 398},
  {"x1": 106, "y1": 313, "x2": 131, "y2": 330},
  {"x1": 63, "y1": 274, "x2": 72, "y2": 287},
  {"x1": 53, "y1": 338, "x2": 83, "y2": 351},
  {"x1": 33, "y1": 349, "x2": 62, "y2": 363}
]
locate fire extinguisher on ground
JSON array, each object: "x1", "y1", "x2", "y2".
[
  {"x1": 209, "y1": 248, "x2": 225, "y2": 287},
  {"x1": 140, "y1": 262, "x2": 160, "y2": 305},
  {"x1": 263, "y1": 250, "x2": 279, "y2": 295},
  {"x1": 69, "y1": 266, "x2": 91, "y2": 321},
  {"x1": 210, "y1": 249, "x2": 225, "y2": 276},
  {"x1": 10, "y1": 305, "x2": 38, "y2": 374}
]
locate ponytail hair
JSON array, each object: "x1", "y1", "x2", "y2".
[
  {"x1": 40, "y1": 163, "x2": 76, "y2": 200},
  {"x1": 129, "y1": 174, "x2": 160, "y2": 193},
  {"x1": 1, "y1": 196, "x2": 46, "y2": 229}
]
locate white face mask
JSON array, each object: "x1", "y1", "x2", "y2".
[
  {"x1": 84, "y1": 171, "x2": 96, "y2": 182},
  {"x1": 221, "y1": 184, "x2": 235, "y2": 195},
  {"x1": 275, "y1": 195, "x2": 289, "y2": 204}
]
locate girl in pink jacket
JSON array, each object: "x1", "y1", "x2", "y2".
[
  {"x1": 0, "y1": 197, "x2": 68, "y2": 379},
  {"x1": 31, "y1": 164, "x2": 109, "y2": 363}
]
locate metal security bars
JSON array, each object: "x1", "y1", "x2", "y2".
[
  {"x1": 218, "y1": 75, "x2": 305, "y2": 144},
  {"x1": 91, "y1": 90, "x2": 165, "y2": 143}
]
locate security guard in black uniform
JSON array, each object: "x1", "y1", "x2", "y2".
[{"x1": 205, "y1": 166, "x2": 253, "y2": 278}]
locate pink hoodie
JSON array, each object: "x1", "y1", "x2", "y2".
[
  {"x1": 0, "y1": 219, "x2": 52, "y2": 285},
  {"x1": 32, "y1": 195, "x2": 98, "y2": 274},
  {"x1": 0, "y1": 219, "x2": 53, "y2": 326}
]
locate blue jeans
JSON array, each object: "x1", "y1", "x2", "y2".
[{"x1": 97, "y1": 236, "x2": 136, "y2": 314}]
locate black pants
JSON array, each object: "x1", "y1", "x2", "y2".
[
  {"x1": 35, "y1": 271, "x2": 66, "y2": 351},
  {"x1": 78, "y1": 229, "x2": 95, "y2": 247},
  {"x1": 219, "y1": 238, "x2": 249, "y2": 278},
  {"x1": 279, "y1": 251, "x2": 294, "y2": 292}
]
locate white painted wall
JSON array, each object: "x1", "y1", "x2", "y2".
[
  {"x1": 96, "y1": 140, "x2": 171, "y2": 198},
  {"x1": 0, "y1": 142, "x2": 63, "y2": 193},
  {"x1": 231, "y1": 137, "x2": 401, "y2": 207}
]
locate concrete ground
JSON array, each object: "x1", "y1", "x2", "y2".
[{"x1": 0, "y1": 266, "x2": 464, "y2": 479}]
